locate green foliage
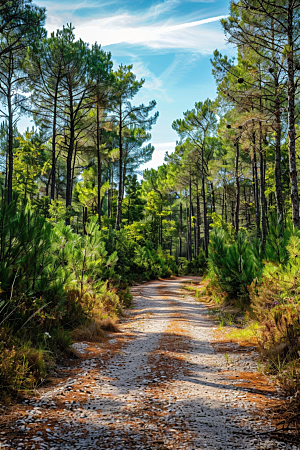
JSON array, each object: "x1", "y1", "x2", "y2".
[
  {"x1": 0, "y1": 200, "x2": 124, "y2": 397},
  {"x1": 14, "y1": 131, "x2": 49, "y2": 200},
  {"x1": 100, "y1": 228, "x2": 178, "y2": 282},
  {"x1": 123, "y1": 175, "x2": 146, "y2": 225},
  {"x1": 178, "y1": 250, "x2": 206, "y2": 276},
  {"x1": 208, "y1": 228, "x2": 261, "y2": 303},
  {"x1": 248, "y1": 233, "x2": 300, "y2": 402},
  {"x1": 0, "y1": 196, "x2": 65, "y2": 306},
  {"x1": 53, "y1": 217, "x2": 118, "y2": 298},
  {"x1": 210, "y1": 213, "x2": 235, "y2": 242},
  {"x1": 264, "y1": 217, "x2": 298, "y2": 265},
  {"x1": 134, "y1": 244, "x2": 178, "y2": 280}
]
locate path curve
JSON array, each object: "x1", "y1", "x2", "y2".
[{"x1": 0, "y1": 277, "x2": 296, "y2": 450}]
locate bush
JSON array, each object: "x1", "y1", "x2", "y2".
[
  {"x1": 250, "y1": 234, "x2": 300, "y2": 362},
  {"x1": 0, "y1": 327, "x2": 47, "y2": 399},
  {"x1": 0, "y1": 198, "x2": 66, "y2": 328},
  {"x1": 178, "y1": 249, "x2": 206, "y2": 275},
  {"x1": 264, "y1": 216, "x2": 298, "y2": 265},
  {"x1": 208, "y1": 228, "x2": 261, "y2": 304}
]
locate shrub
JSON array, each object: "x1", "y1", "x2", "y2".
[
  {"x1": 178, "y1": 249, "x2": 206, "y2": 275},
  {"x1": 250, "y1": 235, "x2": 300, "y2": 362},
  {"x1": 208, "y1": 228, "x2": 261, "y2": 303},
  {"x1": 0, "y1": 328, "x2": 47, "y2": 399}
]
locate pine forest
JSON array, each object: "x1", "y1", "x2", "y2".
[{"x1": 1, "y1": 0, "x2": 300, "y2": 445}]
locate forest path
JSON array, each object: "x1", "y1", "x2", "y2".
[{"x1": 0, "y1": 277, "x2": 294, "y2": 450}]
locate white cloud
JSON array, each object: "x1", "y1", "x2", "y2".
[
  {"x1": 129, "y1": 59, "x2": 174, "y2": 103},
  {"x1": 74, "y1": 15, "x2": 227, "y2": 52},
  {"x1": 153, "y1": 142, "x2": 176, "y2": 151},
  {"x1": 139, "y1": 142, "x2": 176, "y2": 172},
  {"x1": 40, "y1": 0, "x2": 118, "y2": 29},
  {"x1": 40, "y1": 0, "x2": 228, "y2": 54}
]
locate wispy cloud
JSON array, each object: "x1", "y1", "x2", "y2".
[
  {"x1": 40, "y1": 0, "x2": 118, "y2": 28},
  {"x1": 130, "y1": 60, "x2": 166, "y2": 94},
  {"x1": 74, "y1": 15, "x2": 227, "y2": 52},
  {"x1": 40, "y1": 0, "x2": 227, "y2": 54}
]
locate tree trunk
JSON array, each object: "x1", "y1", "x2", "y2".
[
  {"x1": 252, "y1": 136, "x2": 260, "y2": 238},
  {"x1": 201, "y1": 145, "x2": 209, "y2": 258},
  {"x1": 82, "y1": 206, "x2": 86, "y2": 236},
  {"x1": 96, "y1": 103, "x2": 103, "y2": 227},
  {"x1": 108, "y1": 167, "x2": 113, "y2": 219},
  {"x1": 221, "y1": 188, "x2": 225, "y2": 219},
  {"x1": 65, "y1": 105, "x2": 74, "y2": 226},
  {"x1": 259, "y1": 129, "x2": 267, "y2": 254},
  {"x1": 210, "y1": 182, "x2": 215, "y2": 213},
  {"x1": 186, "y1": 204, "x2": 191, "y2": 261},
  {"x1": 5, "y1": 150, "x2": 8, "y2": 188},
  {"x1": 224, "y1": 185, "x2": 227, "y2": 222},
  {"x1": 193, "y1": 203, "x2": 197, "y2": 259},
  {"x1": 50, "y1": 79, "x2": 59, "y2": 201},
  {"x1": 115, "y1": 108, "x2": 123, "y2": 230},
  {"x1": 7, "y1": 80, "x2": 13, "y2": 205},
  {"x1": 196, "y1": 182, "x2": 201, "y2": 257},
  {"x1": 179, "y1": 201, "x2": 182, "y2": 257},
  {"x1": 170, "y1": 210, "x2": 173, "y2": 256},
  {"x1": 234, "y1": 139, "x2": 240, "y2": 235},
  {"x1": 243, "y1": 184, "x2": 248, "y2": 228},
  {"x1": 287, "y1": 0, "x2": 299, "y2": 228},
  {"x1": 122, "y1": 160, "x2": 127, "y2": 202},
  {"x1": 274, "y1": 81, "x2": 284, "y2": 232},
  {"x1": 159, "y1": 205, "x2": 163, "y2": 248},
  {"x1": 71, "y1": 141, "x2": 77, "y2": 196},
  {"x1": 189, "y1": 172, "x2": 193, "y2": 259}
]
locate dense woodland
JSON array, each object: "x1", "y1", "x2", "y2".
[{"x1": 1, "y1": 0, "x2": 300, "y2": 425}]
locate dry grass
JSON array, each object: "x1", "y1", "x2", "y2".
[
  {"x1": 99, "y1": 317, "x2": 120, "y2": 333},
  {"x1": 71, "y1": 318, "x2": 120, "y2": 343}
]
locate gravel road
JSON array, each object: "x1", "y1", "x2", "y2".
[{"x1": 1, "y1": 277, "x2": 298, "y2": 450}]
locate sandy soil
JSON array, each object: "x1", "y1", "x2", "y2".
[{"x1": 0, "y1": 277, "x2": 298, "y2": 450}]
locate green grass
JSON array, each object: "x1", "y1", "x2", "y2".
[{"x1": 227, "y1": 322, "x2": 261, "y2": 342}]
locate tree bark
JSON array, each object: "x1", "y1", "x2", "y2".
[
  {"x1": 234, "y1": 138, "x2": 240, "y2": 235},
  {"x1": 210, "y1": 182, "x2": 215, "y2": 213},
  {"x1": 179, "y1": 201, "x2": 182, "y2": 257},
  {"x1": 186, "y1": 204, "x2": 191, "y2": 261},
  {"x1": 189, "y1": 171, "x2": 193, "y2": 259},
  {"x1": 274, "y1": 78, "x2": 284, "y2": 232},
  {"x1": 252, "y1": 136, "x2": 260, "y2": 238},
  {"x1": 159, "y1": 205, "x2": 163, "y2": 248},
  {"x1": 259, "y1": 128, "x2": 267, "y2": 254},
  {"x1": 7, "y1": 70, "x2": 13, "y2": 205},
  {"x1": 287, "y1": 1, "x2": 299, "y2": 228},
  {"x1": 50, "y1": 78, "x2": 60, "y2": 201},
  {"x1": 196, "y1": 182, "x2": 201, "y2": 257},
  {"x1": 115, "y1": 107, "x2": 123, "y2": 230},
  {"x1": 96, "y1": 102, "x2": 103, "y2": 227},
  {"x1": 65, "y1": 98, "x2": 74, "y2": 226},
  {"x1": 201, "y1": 144, "x2": 209, "y2": 258}
]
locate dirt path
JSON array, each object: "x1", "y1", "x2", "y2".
[{"x1": 0, "y1": 277, "x2": 297, "y2": 450}]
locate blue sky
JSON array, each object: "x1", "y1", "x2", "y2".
[{"x1": 24, "y1": 0, "x2": 234, "y2": 170}]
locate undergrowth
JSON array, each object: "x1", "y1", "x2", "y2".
[
  {"x1": 203, "y1": 216, "x2": 300, "y2": 434},
  {"x1": 0, "y1": 197, "x2": 184, "y2": 401}
]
